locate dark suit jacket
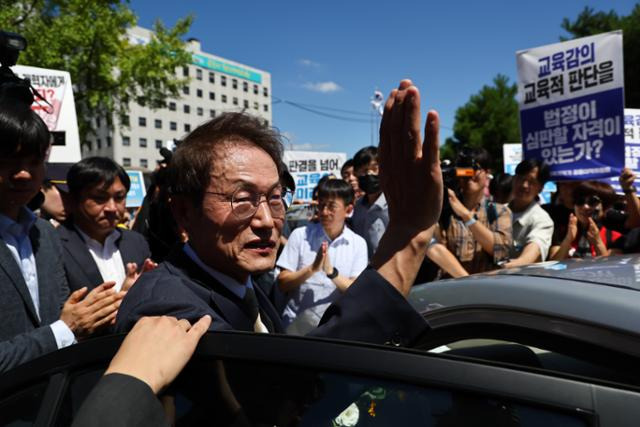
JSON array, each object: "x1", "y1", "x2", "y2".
[
  {"x1": 116, "y1": 246, "x2": 429, "y2": 346},
  {"x1": 57, "y1": 223, "x2": 151, "y2": 292},
  {"x1": 0, "y1": 218, "x2": 69, "y2": 372}
]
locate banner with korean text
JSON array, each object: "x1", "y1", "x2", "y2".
[
  {"x1": 604, "y1": 108, "x2": 640, "y2": 194},
  {"x1": 516, "y1": 30, "x2": 624, "y2": 180},
  {"x1": 283, "y1": 151, "x2": 346, "y2": 202}
]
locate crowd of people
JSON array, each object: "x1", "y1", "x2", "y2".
[{"x1": 1, "y1": 75, "x2": 639, "y2": 424}]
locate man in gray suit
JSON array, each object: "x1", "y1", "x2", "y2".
[{"x1": 0, "y1": 101, "x2": 125, "y2": 372}]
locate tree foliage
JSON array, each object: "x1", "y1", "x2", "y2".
[
  {"x1": 562, "y1": 5, "x2": 640, "y2": 108},
  {"x1": 0, "y1": 0, "x2": 192, "y2": 142},
  {"x1": 442, "y1": 74, "x2": 520, "y2": 173}
]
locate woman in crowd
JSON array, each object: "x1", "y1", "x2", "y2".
[{"x1": 549, "y1": 181, "x2": 621, "y2": 260}]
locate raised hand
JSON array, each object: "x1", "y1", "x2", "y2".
[
  {"x1": 60, "y1": 281, "x2": 124, "y2": 338},
  {"x1": 121, "y1": 258, "x2": 158, "y2": 292},
  {"x1": 312, "y1": 241, "x2": 327, "y2": 272}
]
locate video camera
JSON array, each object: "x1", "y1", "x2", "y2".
[
  {"x1": 0, "y1": 30, "x2": 41, "y2": 107},
  {"x1": 439, "y1": 147, "x2": 482, "y2": 229}
]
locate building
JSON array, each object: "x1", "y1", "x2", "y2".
[{"x1": 84, "y1": 26, "x2": 272, "y2": 171}]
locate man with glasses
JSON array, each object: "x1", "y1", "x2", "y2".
[
  {"x1": 277, "y1": 178, "x2": 367, "y2": 334},
  {"x1": 116, "y1": 79, "x2": 442, "y2": 346},
  {"x1": 431, "y1": 147, "x2": 512, "y2": 276},
  {"x1": 57, "y1": 157, "x2": 153, "y2": 293},
  {"x1": 501, "y1": 159, "x2": 554, "y2": 268}
]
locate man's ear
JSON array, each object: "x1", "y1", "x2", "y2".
[
  {"x1": 345, "y1": 203, "x2": 354, "y2": 215},
  {"x1": 169, "y1": 194, "x2": 196, "y2": 232}
]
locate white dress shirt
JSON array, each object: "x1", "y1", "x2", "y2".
[{"x1": 76, "y1": 227, "x2": 126, "y2": 291}]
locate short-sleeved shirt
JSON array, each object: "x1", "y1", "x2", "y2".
[
  {"x1": 509, "y1": 201, "x2": 554, "y2": 261},
  {"x1": 435, "y1": 198, "x2": 512, "y2": 275},
  {"x1": 277, "y1": 222, "x2": 368, "y2": 334},
  {"x1": 351, "y1": 193, "x2": 389, "y2": 259}
]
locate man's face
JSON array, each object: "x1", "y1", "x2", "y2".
[
  {"x1": 459, "y1": 168, "x2": 488, "y2": 200},
  {"x1": 512, "y1": 167, "x2": 542, "y2": 206},
  {"x1": 0, "y1": 154, "x2": 45, "y2": 217},
  {"x1": 182, "y1": 142, "x2": 283, "y2": 283},
  {"x1": 341, "y1": 166, "x2": 360, "y2": 192},
  {"x1": 72, "y1": 177, "x2": 127, "y2": 240},
  {"x1": 354, "y1": 160, "x2": 379, "y2": 177},
  {"x1": 41, "y1": 184, "x2": 70, "y2": 222},
  {"x1": 317, "y1": 196, "x2": 352, "y2": 231}
]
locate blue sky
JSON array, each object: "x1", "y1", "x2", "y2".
[{"x1": 131, "y1": 0, "x2": 637, "y2": 158}]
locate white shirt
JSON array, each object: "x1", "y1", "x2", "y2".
[
  {"x1": 0, "y1": 209, "x2": 74, "y2": 349},
  {"x1": 277, "y1": 222, "x2": 368, "y2": 334},
  {"x1": 76, "y1": 228, "x2": 126, "y2": 291},
  {"x1": 509, "y1": 201, "x2": 554, "y2": 261},
  {"x1": 351, "y1": 193, "x2": 389, "y2": 260},
  {"x1": 183, "y1": 244, "x2": 268, "y2": 333}
]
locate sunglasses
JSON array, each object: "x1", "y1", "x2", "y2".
[{"x1": 575, "y1": 195, "x2": 602, "y2": 208}]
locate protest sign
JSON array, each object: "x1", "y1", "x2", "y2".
[
  {"x1": 503, "y1": 143, "x2": 556, "y2": 203},
  {"x1": 516, "y1": 31, "x2": 624, "y2": 180},
  {"x1": 12, "y1": 65, "x2": 81, "y2": 162},
  {"x1": 283, "y1": 151, "x2": 347, "y2": 201},
  {"x1": 604, "y1": 108, "x2": 640, "y2": 194},
  {"x1": 126, "y1": 170, "x2": 146, "y2": 207}
]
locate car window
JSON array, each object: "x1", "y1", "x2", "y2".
[
  {"x1": 0, "y1": 381, "x2": 48, "y2": 426},
  {"x1": 54, "y1": 367, "x2": 105, "y2": 427},
  {"x1": 160, "y1": 357, "x2": 591, "y2": 426}
]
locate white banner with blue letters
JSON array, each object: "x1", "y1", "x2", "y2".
[{"x1": 517, "y1": 30, "x2": 625, "y2": 180}]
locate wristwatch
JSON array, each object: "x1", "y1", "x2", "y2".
[
  {"x1": 464, "y1": 214, "x2": 478, "y2": 227},
  {"x1": 327, "y1": 267, "x2": 339, "y2": 279}
]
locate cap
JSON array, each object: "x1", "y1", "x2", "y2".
[{"x1": 45, "y1": 162, "x2": 74, "y2": 193}]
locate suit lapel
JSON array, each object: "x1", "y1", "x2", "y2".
[
  {"x1": 0, "y1": 232, "x2": 40, "y2": 325},
  {"x1": 59, "y1": 224, "x2": 104, "y2": 286},
  {"x1": 118, "y1": 230, "x2": 135, "y2": 269}
]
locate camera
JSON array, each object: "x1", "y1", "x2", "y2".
[
  {"x1": 0, "y1": 30, "x2": 36, "y2": 107},
  {"x1": 439, "y1": 147, "x2": 481, "y2": 229}
]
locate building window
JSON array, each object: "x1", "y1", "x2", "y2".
[
  {"x1": 264, "y1": 119, "x2": 269, "y2": 126},
  {"x1": 140, "y1": 158, "x2": 148, "y2": 169},
  {"x1": 253, "y1": 101, "x2": 259, "y2": 110},
  {"x1": 221, "y1": 94, "x2": 227, "y2": 103},
  {"x1": 233, "y1": 97, "x2": 238, "y2": 106},
  {"x1": 139, "y1": 137, "x2": 147, "y2": 148},
  {"x1": 169, "y1": 102, "x2": 176, "y2": 111},
  {"x1": 196, "y1": 68, "x2": 202, "y2": 80},
  {"x1": 196, "y1": 88, "x2": 203, "y2": 98},
  {"x1": 263, "y1": 104, "x2": 269, "y2": 112},
  {"x1": 107, "y1": 137, "x2": 112, "y2": 147},
  {"x1": 170, "y1": 121, "x2": 177, "y2": 131},
  {"x1": 263, "y1": 87, "x2": 269, "y2": 97},
  {"x1": 183, "y1": 86, "x2": 190, "y2": 95},
  {"x1": 95, "y1": 117, "x2": 101, "y2": 127},
  {"x1": 182, "y1": 66, "x2": 189, "y2": 77},
  {"x1": 122, "y1": 136, "x2": 130, "y2": 146},
  {"x1": 209, "y1": 91, "x2": 215, "y2": 100},
  {"x1": 243, "y1": 81, "x2": 248, "y2": 92},
  {"x1": 154, "y1": 119, "x2": 162, "y2": 129},
  {"x1": 197, "y1": 107, "x2": 203, "y2": 116},
  {"x1": 209, "y1": 72, "x2": 215, "y2": 83},
  {"x1": 243, "y1": 100, "x2": 249, "y2": 108},
  {"x1": 122, "y1": 157, "x2": 131, "y2": 167},
  {"x1": 183, "y1": 104, "x2": 190, "y2": 114},
  {"x1": 96, "y1": 138, "x2": 102, "y2": 149},
  {"x1": 253, "y1": 84, "x2": 258, "y2": 95},
  {"x1": 232, "y1": 79, "x2": 238, "y2": 89},
  {"x1": 155, "y1": 139, "x2": 162, "y2": 149},
  {"x1": 138, "y1": 117, "x2": 146, "y2": 127},
  {"x1": 86, "y1": 141, "x2": 92, "y2": 151},
  {"x1": 122, "y1": 115, "x2": 130, "y2": 126},
  {"x1": 221, "y1": 75, "x2": 226, "y2": 86},
  {"x1": 209, "y1": 109, "x2": 216, "y2": 118},
  {"x1": 184, "y1": 123, "x2": 191, "y2": 132}
]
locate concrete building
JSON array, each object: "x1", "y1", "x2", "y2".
[{"x1": 84, "y1": 26, "x2": 272, "y2": 171}]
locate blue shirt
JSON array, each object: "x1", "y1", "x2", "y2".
[{"x1": 0, "y1": 208, "x2": 75, "y2": 349}]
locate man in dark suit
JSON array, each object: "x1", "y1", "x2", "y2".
[
  {"x1": 0, "y1": 101, "x2": 124, "y2": 373},
  {"x1": 116, "y1": 79, "x2": 442, "y2": 347},
  {"x1": 58, "y1": 157, "x2": 152, "y2": 293}
]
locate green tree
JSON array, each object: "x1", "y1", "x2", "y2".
[
  {"x1": 0, "y1": 0, "x2": 192, "y2": 143},
  {"x1": 562, "y1": 5, "x2": 640, "y2": 108},
  {"x1": 443, "y1": 74, "x2": 520, "y2": 173}
]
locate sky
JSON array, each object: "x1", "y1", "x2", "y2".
[{"x1": 130, "y1": 0, "x2": 637, "y2": 158}]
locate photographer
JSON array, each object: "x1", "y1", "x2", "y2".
[{"x1": 432, "y1": 147, "x2": 512, "y2": 276}]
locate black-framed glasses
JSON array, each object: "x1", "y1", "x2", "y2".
[
  {"x1": 205, "y1": 185, "x2": 292, "y2": 220},
  {"x1": 575, "y1": 195, "x2": 602, "y2": 208}
]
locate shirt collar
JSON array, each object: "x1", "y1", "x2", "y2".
[
  {"x1": 509, "y1": 200, "x2": 538, "y2": 223},
  {"x1": 313, "y1": 221, "x2": 347, "y2": 244},
  {"x1": 75, "y1": 225, "x2": 120, "y2": 248},
  {"x1": 0, "y1": 207, "x2": 37, "y2": 239},
  {"x1": 183, "y1": 243, "x2": 251, "y2": 299}
]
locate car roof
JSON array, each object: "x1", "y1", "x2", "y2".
[{"x1": 409, "y1": 255, "x2": 640, "y2": 337}]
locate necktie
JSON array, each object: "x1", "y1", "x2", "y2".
[{"x1": 241, "y1": 288, "x2": 269, "y2": 333}]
